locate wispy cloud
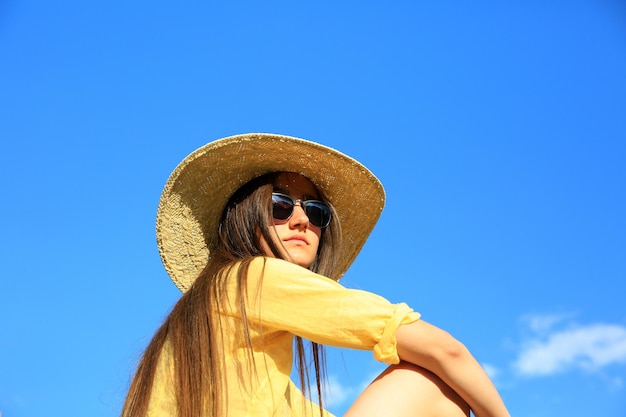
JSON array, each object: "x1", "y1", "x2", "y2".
[
  {"x1": 522, "y1": 312, "x2": 574, "y2": 334},
  {"x1": 324, "y1": 374, "x2": 356, "y2": 408},
  {"x1": 513, "y1": 314, "x2": 626, "y2": 377},
  {"x1": 482, "y1": 363, "x2": 500, "y2": 380}
]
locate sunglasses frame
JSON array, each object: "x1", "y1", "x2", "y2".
[{"x1": 271, "y1": 193, "x2": 332, "y2": 229}]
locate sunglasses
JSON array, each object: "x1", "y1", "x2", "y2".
[{"x1": 271, "y1": 193, "x2": 332, "y2": 229}]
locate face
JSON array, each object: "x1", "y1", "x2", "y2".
[{"x1": 259, "y1": 173, "x2": 323, "y2": 269}]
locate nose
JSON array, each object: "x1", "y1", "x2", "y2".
[{"x1": 289, "y1": 203, "x2": 310, "y2": 228}]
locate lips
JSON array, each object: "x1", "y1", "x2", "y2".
[{"x1": 284, "y1": 235, "x2": 309, "y2": 245}]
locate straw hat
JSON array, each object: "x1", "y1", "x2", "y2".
[{"x1": 156, "y1": 133, "x2": 385, "y2": 291}]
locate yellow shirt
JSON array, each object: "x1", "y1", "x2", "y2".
[{"x1": 147, "y1": 257, "x2": 421, "y2": 416}]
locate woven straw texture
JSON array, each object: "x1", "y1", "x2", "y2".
[{"x1": 156, "y1": 133, "x2": 385, "y2": 291}]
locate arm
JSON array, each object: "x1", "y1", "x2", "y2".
[{"x1": 396, "y1": 320, "x2": 510, "y2": 417}]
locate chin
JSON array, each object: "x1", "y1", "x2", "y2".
[
  {"x1": 287, "y1": 253, "x2": 316, "y2": 269},
  {"x1": 294, "y1": 259, "x2": 315, "y2": 269}
]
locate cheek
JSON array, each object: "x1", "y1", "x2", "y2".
[
  {"x1": 311, "y1": 228, "x2": 322, "y2": 249},
  {"x1": 270, "y1": 223, "x2": 289, "y2": 240}
]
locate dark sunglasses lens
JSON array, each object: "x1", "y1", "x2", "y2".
[
  {"x1": 272, "y1": 194, "x2": 332, "y2": 228},
  {"x1": 272, "y1": 195, "x2": 294, "y2": 220},
  {"x1": 305, "y1": 202, "x2": 332, "y2": 228}
]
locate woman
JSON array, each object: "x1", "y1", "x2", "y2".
[{"x1": 122, "y1": 133, "x2": 510, "y2": 417}]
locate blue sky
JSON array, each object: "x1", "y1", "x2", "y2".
[{"x1": 1, "y1": 1, "x2": 625, "y2": 416}]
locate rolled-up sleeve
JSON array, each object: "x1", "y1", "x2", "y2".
[
  {"x1": 372, "y1": 302, "x2": 420, "y2": 364},
  {"x1": 238, "y1": 257, "x2": 421, "y2": 364}
]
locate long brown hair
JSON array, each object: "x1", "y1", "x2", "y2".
[{"x1": 122, "y1": 172, "x2": 342, "y2": 417}]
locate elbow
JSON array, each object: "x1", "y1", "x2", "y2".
[{"x1": 433, "y1": 334, "x2": 470, "y2": 364}]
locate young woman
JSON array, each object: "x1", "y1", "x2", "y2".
[{"x1": 122, "y1": 133, "x2": 510, "y2": 417}]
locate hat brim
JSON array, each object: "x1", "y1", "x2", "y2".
[{"x1": 156, "y1": 133, "x2": 385, "y2": 291}]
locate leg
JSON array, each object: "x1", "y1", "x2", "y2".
[{"x1": 344, "y1": 361, "x2": 470, "y2": 417}]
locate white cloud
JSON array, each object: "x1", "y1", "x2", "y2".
[{"x1": 513, "y1": 317, "x2": 626, "y2": 377}]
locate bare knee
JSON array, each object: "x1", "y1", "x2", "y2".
[{"x1": 345, "y1": 361, "x2": 469, "y2": 417}]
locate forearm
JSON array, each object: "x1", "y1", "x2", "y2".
[
  {"x1": 396, "y1": 321, "x2": 510, "y2": 417},
  {"x1": 427, "y1": 343, "x2": 509, "y2": 417}
]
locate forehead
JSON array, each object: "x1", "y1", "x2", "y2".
[{"x1": 273, "y1": 172, "x2": 319, "y2": 198}]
